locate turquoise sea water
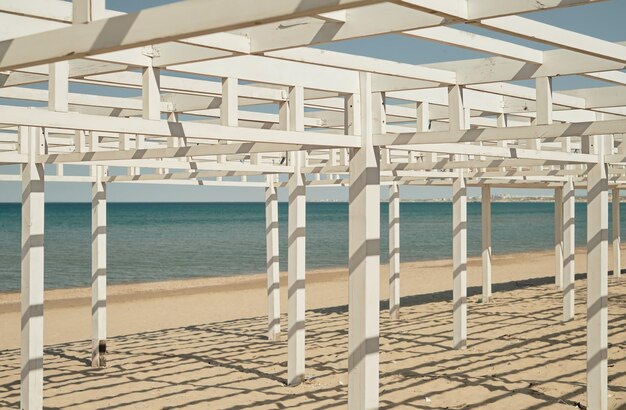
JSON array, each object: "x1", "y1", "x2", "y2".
[{"x1": 0, "y1": 202, "x2": 622, "y2": 292}]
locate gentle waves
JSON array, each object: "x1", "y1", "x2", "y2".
[{"x1": 0, "y1": 202, "x2": 622, "y2": 292}]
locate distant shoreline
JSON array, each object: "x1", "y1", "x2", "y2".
[
  {"x1": 0, "y1": 198, "x2": 605, "y2": 204},
  {"x1": 0, "y1": 246, "x2": 608, "y2": 350},
  {"x1": 0, "y1": 246, "x2": 590, "y2": 301}
]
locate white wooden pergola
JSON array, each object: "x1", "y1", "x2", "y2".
[{"x1": 3, "y1": 1, "x2": 625, "y2": 409}]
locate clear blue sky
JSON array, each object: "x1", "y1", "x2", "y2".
[{"x1": 0, "y1": 0, "x2": 623, "y2": 202}]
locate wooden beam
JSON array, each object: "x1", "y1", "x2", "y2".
[
  {"x1": 377, "y1": 119, "x2": 626, "y2": 146},
  {"x1": 246, "y1": 3, "x2": 444, "y2": 53},
  {"x1": 0, "y1": 107, "x2": 361, "y2": 151},
  {"x1": 265, "y1": 47, "x2": 455, "y2": 84},
  {"x1": 467, "y1": 0, "x2": 608, "y2": 20},
  {"x1": 405, "y1": 26, "x2": 543, "y2": 64},
  {"x1": 0, "y1": 0, "x2": 72, "y2": 23},
  {"x1": 42, "y1": 142, "x2": 305, "y2": 164},
  {"x1": 480, "y1": 16, "x2": 626, "y2": 64},
  {"x1": 0, "y1": 0, "x2": 385, "y2": 71}
]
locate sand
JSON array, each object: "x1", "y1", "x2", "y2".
[{"x1": 0, "y1": 248, "x2": 625, "y2": 409}]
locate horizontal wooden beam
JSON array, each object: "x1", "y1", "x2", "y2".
[
  {"x1": 0, "y1": 106, "x2": 360, "y2": 148},
  {"x1": 265, "y1": 47, "x2": 455, "y2": 84},
  {"x1": 0, "y1": 0, "x2": 383, "y2": 71},
  {"x1": 376, "y1": 119, "x2": 626, "y2": 145},
  {"x1": 40, "y1": 141, "x2": 304, "y2": 164},
  {"x1": 479, "y1": 16, "x2": 626, "y2": 64}
]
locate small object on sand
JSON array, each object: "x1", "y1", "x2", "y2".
[{"x1": 425, "y1": 397, "x2": 431, "y2": 403}]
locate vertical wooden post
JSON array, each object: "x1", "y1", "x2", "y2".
[
  {"x1": 536, "y1": 77, "x2": 553, "y2": 125},
  {"x1": 555, "y1": 186, "x2": 564, "y2": 290},
  {"x1": 287, "y1": 85, "x2": 305, "y2": 386},
  {"x1": 449, "y1": 84, "x2": 467, "y2": 348},
  {"x1": 416, "y1": 101, "x2": 436, "y2": 167},
  {"x1": 388, "y1": 182, "x2": 400, "y2": 319},
  {"x1": 348, "y1": 72, "x2": 380, "y2": 410},
  {"x1": 612, "y1": 188, "x2": 621, "y2": 278},
  {"x1": 142, "y1": 64, "x2": 160, "y2": 122},
  {"x1": 452, "y1": 171, "x2": 467, "y2": 349},
  {"x1": 91, "y1": 166, "x2": 107, "y2": 367},
  {"x1": 448, "y1": 85, "x2": 465, "y2": 131},
  {"x1": 137, "y1": 59, "x2": 160, "y2": 175},
  {"x1": 73, "y1": 0, "x2": 105, "y2": 24},
  {"x1": 481, "y1": 185, "x2": 492, "y2": 303},
  {"x1": 221, "y1": 77, "x2": 238, "y2": 128},
  {"x1": 217, "y1": 77, "x2": 238, "y2": 176},
  {"x1": 265, "y1": 175, "x2": 280, "y2": 341},
  {"x1": 48, "y1": 62, "x2": 68, "y2": 112},
  {"x1": 586, "y1": 137, "x2": 609, "y2": 410},
  {"x1": 20, "y1": 126, "x2": 45, "y2": 410},
  {"x1": 563, "y1": 177, "x2": 576, "y2": 322}
]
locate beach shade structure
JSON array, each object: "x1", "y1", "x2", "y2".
[{"x1": 0, "y1": 0, "x2": 623, "y2": 409}]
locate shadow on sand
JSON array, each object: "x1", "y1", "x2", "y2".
[{"x1": 0, "y1": 272, "x2": 624, "y2": 409}]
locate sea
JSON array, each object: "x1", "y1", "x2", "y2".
[{"x1": 0, "y1": 202, "x2": 622, "y2": 292}]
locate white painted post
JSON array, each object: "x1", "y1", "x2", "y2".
[
  {"x1": 74, "y1": 130, "x2": 87, "y2": 153},
  {"x1": 612, "y1": 188, "x2": 621, "y2": 278},
  {"x1": 138, "y1": 59, "x2": 160, "y2": 174},
  {"x1": 448, "y1": 83, "x2": 468, "y2": 348},
  {"x1": 20, "y1": 126, "x2": 45, "y2": 410},
  {"x1": 348, "y1": 72, "x2": 380, "y2": 410},
  {"x1": 531, "y1": 77, "x2": 552, "y2": 152},
  {"x1": 416, "y1": 101, "x2": 436, "y2": 165},
  {"x1": 536, "y1": 77, "x2": 553, "y2": 125},
  {"x1": 563, "y1": 177, "x2": 576, "y2": 322},
  {"x1": 73, "y1": 0, "x2": 105, "y2": 24},
  {"x1": 218, "y1": 77, "x2": 238, "y2": 177},
  {"x1": 586, "y1": 137, "x2": 609, "y2": 410},
  {"x1": 452, "y1": 171, "x2": 467, "y2": 349},
  {"x1": 48, "y1": 62, "x2": 68, "y2": 112},
  {"x1": 287, "y1": 85, "x2": 305, "y2": 386},
  {"x1": 91, "y1": 166, "x2": 107, "y2": 367},
  {"x1": 221, "y1": 77, "x2": 238, "y2": 128},
  {"x1": 142, "y1": 64, "x2": 160, "y2": 122},
  {"x1": 265, "y1": 175, "x2": 280, "y2": 341},
  {"x1": 448, "y1": 85, "x2": 465, "y2": 131},
  {"x1": 555, "y1": 186, "x2": 564, "y2": 290},
  {"x1": 48, "y1": 57, "x2": 67, "y2": 174},
  {"x1": 388, "y1": 182, "x2": 400, "y2": 319},
  {"x1": 481, "y1": 185, "x2": 492, "y2": 303}
]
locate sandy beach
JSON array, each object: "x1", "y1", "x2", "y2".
[{"x1": 0, "y1": 248, "x2": 625, "y2": 409}]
